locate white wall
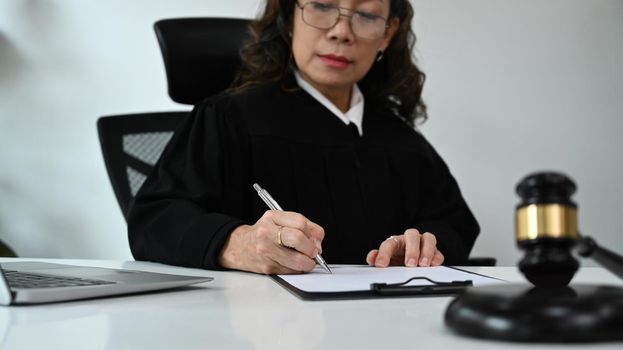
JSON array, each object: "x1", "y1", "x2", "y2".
[
  {"x1": 0, "y1": 0, "x2": 621, "y2": 267},
  {"x1": 414, "y1": 0, "x2": 623, "y2": 266}
]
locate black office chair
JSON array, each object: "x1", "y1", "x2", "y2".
[{"x1": 97, "y1": 18, "x2": 251, "y2": 219}]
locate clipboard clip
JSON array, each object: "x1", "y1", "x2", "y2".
[{"x1": 370, "y1": 277, "x2": 473, "y2": 296}]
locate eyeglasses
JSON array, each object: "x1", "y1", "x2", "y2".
[{"x1": 295, "y1": 1, "x2": 390, "y2": 40}]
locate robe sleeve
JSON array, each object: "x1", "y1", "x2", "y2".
[
  {"x1": 411, "y1": 140, "x2": 480, "y2": 266},
  {"x1": 127, "y1": 96, "x2": 248, "y2": 270}
]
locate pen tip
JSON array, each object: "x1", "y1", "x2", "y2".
[{"x1": 253, "y1": 183, "x2": 261, "y2": 191}]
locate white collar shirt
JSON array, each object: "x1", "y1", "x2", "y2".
[{"x1": 294, "y1": 71, "x2": 364, "y2": 136}]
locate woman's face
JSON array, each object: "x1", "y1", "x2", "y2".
[{"x1": 291, "y1": 0, "x2": 399, "y2": 95}]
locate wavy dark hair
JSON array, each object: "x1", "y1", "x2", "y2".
[{"x1": 231, "y1": 0, "x2": 427, "y2": 126}]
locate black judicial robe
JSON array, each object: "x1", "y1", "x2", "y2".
[{"x1": 127, "y1": 82, "x2": 480, "y2": 269}]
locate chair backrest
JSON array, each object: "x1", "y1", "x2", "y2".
[
  {"x1": 154, "y1": 17, "x2": 252, "y2": 105},
  {"x1": 98, "y1": 18, "x2": 251, "y2": 219},
  {"x1": 97, "y1": 112, "x2": 188, "y2": 219}
]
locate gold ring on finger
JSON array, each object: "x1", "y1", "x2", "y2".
[{"x1": 277, "y1": 226, "x2": 284, "y2": 247}]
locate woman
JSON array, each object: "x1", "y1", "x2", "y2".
[{"x1": 128, "y1": 0, "x2": 479, "y2": 274}]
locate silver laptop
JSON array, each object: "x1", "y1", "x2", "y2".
[{"x1": 0, "y1": 261, "x2": 212, "y2": 305}]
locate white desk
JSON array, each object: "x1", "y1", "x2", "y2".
[{"x1": 0, "y1": 258, "x2": 621, "y2": 350}]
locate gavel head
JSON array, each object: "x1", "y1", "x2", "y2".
[{"x1": 515, "y1": 172, "x2": 580, "y2": 287}]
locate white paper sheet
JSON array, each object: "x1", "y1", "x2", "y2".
[{"x1": 278, "y1": 266, "x2": 504, "y2": 293}]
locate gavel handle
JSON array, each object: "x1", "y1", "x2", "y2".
[{"x1": 576, "y1": 236, "x2": 623, "y2": 280}]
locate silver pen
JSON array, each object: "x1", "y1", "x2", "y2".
[{"x1": 253, "y1": 183, "x2": 332, "y2": 274}]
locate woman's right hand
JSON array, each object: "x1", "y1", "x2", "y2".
[{"x1": 218, "y1": 210, "x2": 325, "y2": 274}]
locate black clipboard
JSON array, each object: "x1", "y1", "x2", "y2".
[{"x1": 270, "y1": 266, "x2": 500, "y2": 301}]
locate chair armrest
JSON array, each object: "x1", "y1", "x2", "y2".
[{"x1": 467, "y1": 257, "x2": 497, "y2": 266}]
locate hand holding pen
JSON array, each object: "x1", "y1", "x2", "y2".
[
  {"x1": 254, "y1": 184, "x2": 332, "y2": 274},
  {"x1": 218, "y1": 184, "x2": 329, "y2": 274}
]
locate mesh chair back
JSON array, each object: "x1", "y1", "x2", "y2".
[
  {"x1": 97, "y1": 112, "x2": 188, "y2": 219},
  {"x1": 154, "y1": 18, "x2": 252, "y2": 105}
]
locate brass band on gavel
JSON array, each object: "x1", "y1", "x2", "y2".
[{"x1": 516, "y1": 203, "x2": 579, "y2": 241}]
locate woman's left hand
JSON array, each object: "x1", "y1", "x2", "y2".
[{"x1": 366, "y1": 228, "x2": 444, "y2": 267}]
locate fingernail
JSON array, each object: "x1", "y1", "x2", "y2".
[
  {"x1": 406, "y1": 258, "x2": 417, "y2": 267},
  {"x1": 376, "y1": 257, "x2": 387, "y2": 266},
  {"x1": 419, "y1": 257, "x2": 429, "y2": 266}
]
